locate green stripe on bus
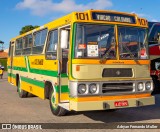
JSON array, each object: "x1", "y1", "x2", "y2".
[
  {"x1": 13, "y1": 66, "x2": 28, "y2": 72},
  {"x1": 61, "y1": 73, "x2": 68, "y2": 77},
  {"x1": 70, "y1": 23, "x2": 76, "y2": 79},
  {"x1": 30, "y1": 68, "x2": 58, "y2": 77},
  {"x1": 55, "y1": 85, "x2": 69, "y2": 93},
  {"x1": 21, "y1": 76, "x2": 44, "y2": 88},
  {"x1": 27, "y1": 56, "x2": 68, "y2": 78},
  {"x1": 11, "y1": 66, "x2": 68, "y2": 78},
  {"x1": 8, "y1": 56, "x2": 68, "y2": 78},
  {"x1": 8, "y1": 73, "x2": 16, "y2": 78},
  {"x1": 20, "y1": 76, "x2": 69, "y2": 93}
]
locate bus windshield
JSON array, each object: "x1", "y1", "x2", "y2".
[
  {"x1": 75, "y1": 23, "x2": 148, "y2": 60},
  {"x1": 75, "y1": 24, "x2": 116, "y2": 59},
  {"x1": 118, "y1": 26, "x2": 148, "y2": 60}
]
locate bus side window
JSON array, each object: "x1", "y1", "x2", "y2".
[
  {"x1": 46, "y1": 30, "x2": 58, "y2": 60},
  {"x1": 23, "y1": 34, "x2": 32, "y2": 55},
  {"x1": 15, "y1": 38, "x2": 23, "y2": 56},
  {"x1": 33, "y1": 29, "x2": 47, "y2": 54}
]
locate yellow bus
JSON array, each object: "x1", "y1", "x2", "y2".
[{"x1": 8, "y1": 10, "x2": 155, "y2": 116}]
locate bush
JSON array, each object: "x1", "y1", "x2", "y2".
[{"x1": 0, "y1": 58, "x2": 7, "y2": 71}]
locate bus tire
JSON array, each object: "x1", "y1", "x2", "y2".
[
  {"x1": 49, "y1": 88, "x2": 67, "y2": 116},
  {"x1": 17, "y1": 79, "x2": 28, "y2": 98}
]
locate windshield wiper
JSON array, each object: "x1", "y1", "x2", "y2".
[
  {"x1": 100, "y1": 46, "x2": 113, "y2": 63},
  {"x1": 121, "y1": 42, "x2": 138, "y2": 62}
]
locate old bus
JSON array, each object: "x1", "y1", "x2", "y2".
[{"x1": 8, "y1": 10, "x2": 155, "y2": 116}]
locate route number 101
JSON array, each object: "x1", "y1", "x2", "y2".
[{"x1": 75, "y1": 13, "x2": 89, "y2": 20}]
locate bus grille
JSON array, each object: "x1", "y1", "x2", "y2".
[
  {"x1": 102, "y1": 68, "x2": 133, "y2": 77},
  {"x1": 102, "y1": 83, "x2": 134, "y2": 93}
]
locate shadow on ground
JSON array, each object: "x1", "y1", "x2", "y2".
[{"x1": 73, "y1": 95, "x2": 160, "y2": 123}]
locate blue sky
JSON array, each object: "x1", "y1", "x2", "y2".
[{"x1": 0, "y1": 0, "x2": 159, "y2": 49}]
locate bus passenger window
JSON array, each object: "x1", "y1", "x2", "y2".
[
  {"x1": 33, "y1": 29, "x2": 47, "y2": 54},
  {"x1": 46, "y1": 30, "x2": 58, "y2": 60},
  {"x1": 15, "y1": 38, "x2": 23, "y2": 56},
  {"x1": 23, "y1": 34, "x2": 32, "y2": 55}
]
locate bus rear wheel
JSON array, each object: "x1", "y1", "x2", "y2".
[
  {"x1": 49, "y1": 89, "x2": 67, "y2": 116},
  {"x1": 17, "y1": 79, "x2": 28, "y2": 98}
]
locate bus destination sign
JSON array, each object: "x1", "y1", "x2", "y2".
[{"x1": 92, "y1": 12, "x2": 136, "y2": 24}]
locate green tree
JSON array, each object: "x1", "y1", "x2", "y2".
[{"x1": 19, "y1": 25, "x2": 39, "y2": 35}]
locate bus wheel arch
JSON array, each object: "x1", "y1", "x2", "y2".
[
  {"x1": 45, "y1": 81, "x2": 67, "y2": 116},
  {"x1": 17, "y1": 75, "x2": 28, "y2": 98},
  {"x1": 44, "y1": 81, "x2": 53, "y2": 99},
  {"x1": 16, "y1": 74, "x2": 19, "y2": 88}
]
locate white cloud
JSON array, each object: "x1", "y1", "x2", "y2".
[
  {"x1": 150, "y1": 19, "x2": 158, "y2": 22},
  {"x1": 16, "y1": 0, "x2": 113, "y2": 16},
  {"x1": 131, "y1": 11, "x2": 159, "y2": 22},
  {"x1": 131, "y1": 11, "x2": 148, "y2": 18}
]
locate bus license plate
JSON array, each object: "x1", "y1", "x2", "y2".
[{"x1": 114, "y1": 100, "x2": 128, "y2": 107}]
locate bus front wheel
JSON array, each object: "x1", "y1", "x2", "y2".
[
  {"x1": 49, "y1": 89, "x2": 67, "y2": 116},
  {"x1": 17, "y1": 79, "x2": 28, "y2": 98}
]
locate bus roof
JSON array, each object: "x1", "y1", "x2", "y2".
[{"x1": 10, "y1": 9, "x2": 147, "y2": 42}]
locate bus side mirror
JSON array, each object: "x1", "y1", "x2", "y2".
[{"x1": 60, "y1": 30, "x2": 68, "y2": 49}]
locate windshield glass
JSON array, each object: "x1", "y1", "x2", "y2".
[
  {"x1": 75, "y1": 24, "x2": 116, "y2": 59},
  {"x1": 118, "y1": 26, "x2": 148, "y2": 60}
]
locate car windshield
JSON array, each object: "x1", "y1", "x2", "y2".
[
  {"x1": 75, "y1": 24, "x2": 116, "y2": 59},
  {"x1": 118, "y1": 26, "x2": 148, "y2": 60}
]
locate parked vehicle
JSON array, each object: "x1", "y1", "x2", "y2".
[
  {"x1": 148, "y1": 22, "x2": 160, "y2": 93},
  {"x1": 0, "y1": 65, "x2": 4, "y2": 79}
]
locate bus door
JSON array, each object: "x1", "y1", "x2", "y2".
[
  {"x1": 59, "y1": 25, "x2": 70, "y2": 103},
  {"x1": 10, "y1": 44, "x2": 14, "y2": 83}
]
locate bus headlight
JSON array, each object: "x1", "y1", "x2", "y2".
[
  {"x1": 145, "y1": 82, "x2": 151, "y2": 90},
  {"x1": 138, "y1": 82, "x2": 144, "y2": 91},
  {"x1": 89, "y1": 84, "x2": 97, "y2": 94},
  {"x1": 78, "y1": 84, "x2": 87, "y2": 94}
]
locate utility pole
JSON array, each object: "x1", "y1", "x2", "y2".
[{"x1": 0, "y1": 41, "x2": 4, "y2": 52}]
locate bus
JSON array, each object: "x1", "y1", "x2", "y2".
[
  {"x1": 8, "y1": 10, "x2": 155, "y2": 116},
  {"x1": 148, "y1": 22, "x2": 160, "y2": 93}
]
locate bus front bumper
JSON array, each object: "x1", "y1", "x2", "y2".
[{"x1": 69, "y1": 96, "x2": 155, "y2": 111}]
